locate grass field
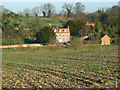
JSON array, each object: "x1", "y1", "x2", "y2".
[
  {"x1": 39, "y1": 17, "x2": 74, "y2": 27},
  {"x1": 2, "y1": 45, "x2": 118, "y2": 88}
]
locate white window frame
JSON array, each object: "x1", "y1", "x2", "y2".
[
  {"x1": 59, "y1": 38, "x2": 62, "y2": 43},
  {"x1": 66, "y1": 33, "x2": 68, "y2": 36},
  {"x1": 60, "y1": 34, "x2": 61, "y2": 37},
  {"x1": 66, "y1": 38, "x2": 68, "y2": 41},
  {"x1": 64, "y1": 29, "x2": 66, "y2": 32},
  {"x1": 59, "y1": 29, "x2": 61, "y2": 32},
  {"x1": 54, "y1": 29, "x2": 56, "y2": 33},
  {"x1": 63, "y1": 38, "x2": 64, "y2": 41}
]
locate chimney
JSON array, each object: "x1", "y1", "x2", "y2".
[
  {"x1": 68, "y1": 26, "x2": 69, "y2": 30},
  {"x1": 56, "y1": 26, "x2": 58, "y2": 28},
  {"x1": 49, "y1": 24, "x2": 52, "y2": 28},
  {"x1": 86, "y1": 21, "x2": 88, "y2": 25}
]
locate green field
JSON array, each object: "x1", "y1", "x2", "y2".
[
  {"x1": 39, "y1": 17, "x2": 74, "y2": 27},
  {"x1": 2, "y1": 45, "x2": 118, "y2": 88}
]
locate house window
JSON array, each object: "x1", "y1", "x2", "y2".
[
  {"x1": 56, "y1": 35, "x2": 58, "y2": 37},
  {"x1": 63, "y1": 34, "x2": 65, "y2": 37},
  {"x1": 64, "y1": 29, "x2": 66, "y2": 32},
  {"x1": 56, "y1": 39, "x2": 58, "y2": 41},
  {"x1": 59, "y1": 38, "x2": 62, "y2": 43},
  {"x1": 63, "y1": 38, "x2": 64, "y2": 41},
  {"x1": 66, "y1": 34, "x2": 68, "y2": 37},
  {"x1": 54, "y1": 29, "x2": 56, "y2": 33},
  {"x1": 59, "y1": 29, "x2": 61, "y2": 32},
  {"x1": 66, "y1": 38, "x2": 68, "y2": 41},
  {"x1": 60, "y1": 34, "x2": 61, "y2": 37}
]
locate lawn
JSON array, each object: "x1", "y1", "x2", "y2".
[{"x1": 2, "y1": 45, "x2": 118, "y2": 88}]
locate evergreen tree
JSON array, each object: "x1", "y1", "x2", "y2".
[
  {"x1": 36, "y1": 26, "x2": 56, "y2": 45},
  {"x1": 94, "y1": 23, "x2": 101, "y2": 33}
]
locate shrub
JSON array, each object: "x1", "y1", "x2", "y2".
[
  {"x1": 48, "y1": 43, "x2": 62, "y2": 51},
  {"x1": 64, "y1": 19, "x2": 88, "y2": 36},
  {"x1": 24, "y1": 38, "x2": 36, "y2": 44},
  {"x1": 110, "y1": 38, "x2": 118, "y2": 45},
  {"x1": 2, "y1": 38, "x2": 24, "y2": 45},
  {"x1": 70, "y1": 37, "x2": 84, "y2": 50},
  {"x1": 36, "y1": 26, "x2": 56, "y2": 45}
]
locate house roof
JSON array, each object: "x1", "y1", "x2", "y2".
[
  {"x1": 101, "y1": 34, "x2": 110, "y2": 39},
  {"x1": 52, "y1": 26, "x2": 70, "y2": 33},
  {"x1": 86, "y1": 23, "x2": 95, "y2": 27},
  {"x1": 101, "y1": 34, "x2": 106, "y2": 38}
]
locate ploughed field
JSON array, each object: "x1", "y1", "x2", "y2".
[{"x1": 2, "y1": 45, "x2": 118, "y2": 88}]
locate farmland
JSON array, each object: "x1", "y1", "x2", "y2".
[{"x1": 2, "y1": 45, "x2": 118, "y2": 88}]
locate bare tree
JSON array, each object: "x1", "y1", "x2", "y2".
[
  {"x1": 0, "y1": 5, "x2": 9, "y2": 14},
  {"x1": 31, "y1": 6, "x2": 40, "y2": 17},
  {"x1": 62, "y1": 3, "x2": 73, "y2": 17},
  {"x1": 23, "y1": 8, "x2": 31, "y2": 17},
  {"x1": 41, "y1": 3, "x2": 55, "y2": 17},
  {"x1": 74, "y1": 2, "x2": 85, "y2": 14},
  {"x1": 59, "y1": 9, "x2": 67, "y2": 16}
]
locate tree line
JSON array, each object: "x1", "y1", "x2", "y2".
[
  {"x1": 18, "y1": 2, "x2": 85, "y2": 17},
  {"x1": 1, "y1": 2, "x2": 119, "y2": 45}
]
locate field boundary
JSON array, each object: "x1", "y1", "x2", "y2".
[{"x1": 0, "y1": 44, "x2": 57, "y2": 48}]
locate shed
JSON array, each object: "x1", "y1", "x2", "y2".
[{"x1": 101, "y1": 35, "x2": 110, "y2": 45}]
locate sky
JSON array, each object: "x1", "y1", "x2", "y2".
[
  {"x1": 1, "y1": 0, "x2": 119, "y2": 15},
  {"x1": 1, "y1": 0, "x2": 120, "y2": 2}
]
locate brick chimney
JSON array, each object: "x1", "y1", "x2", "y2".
[{"x1": 68, "y1": 26, "x2": 69, "y2": 30}]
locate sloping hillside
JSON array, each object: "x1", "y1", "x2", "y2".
[{"x1": 39, "y1": 17, "x2": 74, "y2": 27}]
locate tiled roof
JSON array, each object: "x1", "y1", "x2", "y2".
[
  {"x1": 53, "y1": 27, "x2": 70, "y2": 33},
  {"x1": 101, "y1": 35, "x2": 110, "y2": 39},
  {"x1": 86, "y1": 23, "x2": 95, "y2": 27}
]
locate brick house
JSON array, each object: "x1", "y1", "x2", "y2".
[
  {"x1": 101, "y1": 35, "x2": 110, "y2": 45},
  {"x1": 52, "y1": 26, "x2": 70, "y2": 43}
]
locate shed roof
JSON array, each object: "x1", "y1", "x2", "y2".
[{"x1": 101, "y1": 34, "x2": 110, "y2": 39}]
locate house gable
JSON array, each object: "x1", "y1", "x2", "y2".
[
  {"x1": 101, "y1": 35, "x2": 110, "y2": 40},
  {"x1": 101, "y1": 34, "x2": 110, "y2": 45}
]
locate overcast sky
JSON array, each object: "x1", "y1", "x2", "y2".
[{"x1": 1, "y1": 0, "x2": 119, "y2": 15}]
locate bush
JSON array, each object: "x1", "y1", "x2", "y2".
[
  {"x1": 24, "y1": 38, "x2": 36, "y2": 44},
  {"x1": 83, "y1": 40, "x2": 89, "y2": 44},
  {"x1": 64, "y1": 19, "x2": 88, "y2": 36},
  {"x1": 70, "y1": 37, "x2": 84, "y2": 50},
  {"x1": 2, "y1": 38, "x2": 24, "y2": 45},
  {"x1": 48, "y1": 43, "x2": 61, "y2": 51},
  {"x1": 110, "y1": 38, "x2": 118, "y2": 45},
  {"x1": 36, "y1": 26, "x2": 56, "y2": 45}
]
